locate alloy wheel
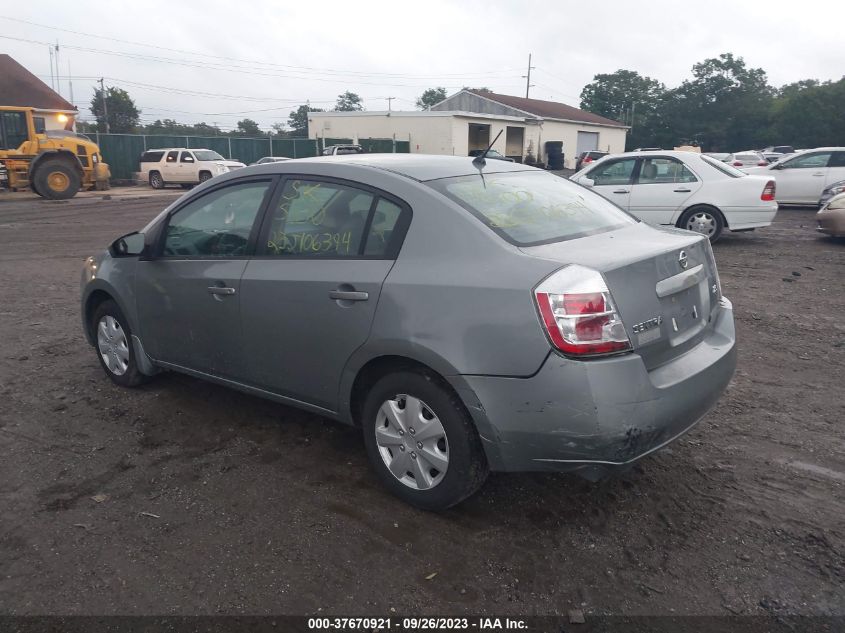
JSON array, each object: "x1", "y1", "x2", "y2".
[{"x1": 685, "y1": 211, "x2": 717, "y2": 237}]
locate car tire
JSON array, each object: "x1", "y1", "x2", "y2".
[
  {"x1": 33, "y1": 160, "x2": 80, "y2": 200},
  {"x1": 198, "y1": 171, "x2": 212, "y2": 184},
  {"x1": 678, "y1": 205, "x2": 724, "y2": 243},
  {"x1": 149, "y1": 171, "x2": 164, "y2": 189},
  {"x1": 361, "y1": 370, "x2": 488, "y2": 511},
  {"x1": 91, "y1": 299, "x2": 149, "y2": 388}
]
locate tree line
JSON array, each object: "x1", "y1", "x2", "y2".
[{"x1": 579, "y1": 53, "x2": 845, "y2": 152}]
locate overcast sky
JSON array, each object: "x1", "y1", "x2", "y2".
[{"x1": 2, "y1": 1, "x2": 842, "y2": 131}]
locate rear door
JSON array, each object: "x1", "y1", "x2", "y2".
[
  {"x1": 773, "y1": 151, "x2": 832, "y2": 203},
  {"x1": 239, "y1": 177, "x2": 411, "y2": 411},
  {"x1": 135, "y1": 178, "x2": 275, "y2": 378},
  {"x1": 584, "y1": 157, "x2": 638, "y2": 210},
  {"x1": 628, "y1": 156, "x2": 702, "y2": 225}
]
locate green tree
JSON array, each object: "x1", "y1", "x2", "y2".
[
  {"x1": 286, "y1": 105, "x2": 324, "y2": 136},
  {"x1": 90, "y1": 86, "x2": 140, "y2": 133},
  {"x1": 334, "y1": 91, "x2": 364, "y2": 112},
  {"x1": 579, "y1": 70, "x2": 666, "y2": 149},
  {"x1": 770, "y1": 78, "x2": 845, "y2": 148},
  {"x1": 235, "y1": 118, "x2": 263, "y2": 136},
  {"x1": 416, "y1": 87, "x2": 447, "y2": 109}
]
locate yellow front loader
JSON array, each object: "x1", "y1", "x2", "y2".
[{"x1": 0, "y1": 106, "x2": 110, "y2": 199}]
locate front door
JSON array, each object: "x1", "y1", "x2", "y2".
[
  {"x1": 240, "y1": 177, "x2": 410, "y2": 411},
  {"x1": 135, "y1": 178, "x2": 274, "y2": 378},
  {"x1": 584, "y1": 157, "x2": 638, "y2": 211},
  {"x1": 177, "y1": 150, "x2": 198, "y2": 182},
  {"x1": 774, "y1": 151, "x2": 832, "y2": 204},
  {"x1": 629, "y1": 156, "x2": 702, "y2": 225}
]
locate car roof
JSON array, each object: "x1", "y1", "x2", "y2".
[
  {"x1": 291, "y1": 154, "x2": 535, "y2": 182},
  {"x1": 601, "y1": 150, "x2": 701, "y2": 160}
]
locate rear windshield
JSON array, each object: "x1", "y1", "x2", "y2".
[
  {"x1": 428, "y1": 171, "x2": 636, "y2": 246},
  {"x1": 700, "y1": 154, "x2": 746, "y2": 178},
  {"x1": 194, "y1": 150, "x2": 225, "y2": 161}
]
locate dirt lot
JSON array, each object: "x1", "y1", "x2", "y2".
[{"x1": 0, "y1": 190, "x2": 843, "y2": 617}]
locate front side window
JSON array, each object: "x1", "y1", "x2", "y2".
[
  {"x1": 194, "y1": 150, "x2": 225, "y2": 161},
  {"x1": 782, "y1": 152, "x2": 831, "y2": 169},
  {"x1": 589, "y1": 158, "x2": 637, "y2": 186},
  {"x1": 637, "y1": 157, "x2": 698, "y2": 184},
  {"x1": 163, "y1": 181, "x2": 271, "y2": 257},
  {"x1": 166, "y1": 150, "x2": 179, "y2": 163},
  {"x1": 429, "y1": 170, "x2": 636, "y2": 246},
  {"x1": 180, "y1": 151, "x2": 195, "y2": 163},
  {"x1": 262, "y1": 179, "x2": 374, "y2": 257}
]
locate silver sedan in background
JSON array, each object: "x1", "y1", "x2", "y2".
[{"x1": 81, "y1": 155, "x2": 736, "y2": 509}]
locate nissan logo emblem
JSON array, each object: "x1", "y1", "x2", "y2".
[{"x1": 679, "y1": 250, "x2": 688, "y2": 269}]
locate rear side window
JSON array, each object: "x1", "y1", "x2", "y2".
[
  {"x1": 364, "y1": 199, "x2": 404, "y2": 256},
  {"x1": 429, "y1": 171, "x2": 636, "y2": 246},
  {"x1": 827, "y1": 152, "x2": 845, "y2": 168},
  {"x1": 637, "y1": 157, "x2": 698, "y2": 184},
  {"x1": 140, "y1": 151, "x2": 165, "y2": 163}
]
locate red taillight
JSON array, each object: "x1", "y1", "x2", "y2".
[
  {"x1": 534, "y1": 266, "x2": 632, "y2": 357},
  {"x1": 732, "y1": 161, "x2": 743, "y2": 167},
  {"x1": 584, "y1": 156, "x2": 594, "y2": 164},
  {"x1": 761, "y1": 180, "x2": 776, "y2": 201},
  {"x1": 757, "y1": 161, "x2": 768, "y2": 166}
]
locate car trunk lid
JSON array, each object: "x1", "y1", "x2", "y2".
[{"x1": 521, "y1": 223, "x2": 722, "y2": 369}]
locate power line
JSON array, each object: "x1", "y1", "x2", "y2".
[{"x1": 0, "y1": 18, "x2": 522, "y2": 79}]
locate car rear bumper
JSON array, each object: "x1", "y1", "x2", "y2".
[
  {"x1": 453, "y1": 298, "x2": 736, "y2": 477},
  {"x1": 722, "y1": 204, "x2": 778, "y2": 231}
]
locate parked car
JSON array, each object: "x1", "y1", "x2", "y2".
[
  {"x1": 570, "y1": 150, "x2": 778, "y2": 241},
  {"x1": 760, "y1": 145, "x2": 795, "y2": 163},
  {"x1": 819, "y1": 180, "x2": 845, "y2": 208},
  {"x1": 139, "y1": 148, "x2": 246, "y2": 189},
  {"x1": 322, "y1": 144, "x2": 364, "y2": 156},
  {"x1": 817, "y1": 192, "x2": 845, "y2": 238},
  {"x1": 575, "y1": 150, "x2": 608, "y2": 171},
  {"x1": 80, "y1": 155, "x2": 736, "y2": 510},
  {"x1": 723, "y1": 151, "x2": 768, "y2": 169},
  {"x1": 745, "y1": 148, "x2": 845, "y2": 205},
  {"x1": 467, "y1": 149, "x2": 514, "y2": 162},
  {"x1": 251, "y1": 156, "x2": 292, "y2": 165},
  {"x1": 632, "y1": 147, "x2": 662, "y2": 152}
]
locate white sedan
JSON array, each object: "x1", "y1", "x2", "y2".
[
  {"x1": 570, "y1": 150, "x2": 778, "y2": 241},
  {"x1": 744, "y1": 147, "x2": 845, "y2": 205}
]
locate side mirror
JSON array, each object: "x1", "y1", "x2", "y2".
[
  {"x1": 111, "y1": 232, "x2": 147, "y2": 257},
  {"x1": 581, "y1": 177, "x2": 595, "y2": 187}
]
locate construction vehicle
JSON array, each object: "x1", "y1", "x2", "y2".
[{"x1": 0, "y1": 106, "x2": 110, "y2": 199}]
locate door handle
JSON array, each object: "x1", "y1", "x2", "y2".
[
  {"x1": 673, "y1": 188, "x2": 692, "y2": 192},
  {"x1": 329, "y1": 290, "x2": 369, "y2": 301},
  {"x1": 812, "y1": 172, "x2": 825, "y2": 177},
  {"x1": 612, "y1": 189, "x2": 629, "y2": 194},
  {"x1": 207, "y1": 286, "x2": 236, "y2": 296}
]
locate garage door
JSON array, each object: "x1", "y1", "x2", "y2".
[{"x1": 576, "y1": 131, "x2": 599, "y2": 156}]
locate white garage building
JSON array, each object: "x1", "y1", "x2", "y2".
[{"x1": 307, "y1": 89, "x2": 628, "y2": 169}]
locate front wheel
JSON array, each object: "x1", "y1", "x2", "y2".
[
  {"x1": 198, "y1": 171, "x2": 213, "y2": 184},
  {"x1": 91, "y1": 299, "x2": 149, "y2": 387},
  {"x1": 33, "y1": 161, "x2": 80, "y2": 200},
  {"x1": 678, "y1": 206, "x2": 724, "y2": 242},
  {"x1": 361, "y1": 370, "x2": 488, "y2": 510}
]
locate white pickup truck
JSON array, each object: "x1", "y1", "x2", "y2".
[{"x1": 139, "y1": 148, "x2": 245, "y2": 189}]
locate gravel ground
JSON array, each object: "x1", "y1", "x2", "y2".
[{"x1": 0, "y1": 190, "x2": 843, "y2": 617}]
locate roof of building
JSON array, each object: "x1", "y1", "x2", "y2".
[
  {"x1": 465, "y1": 90, "x2": 623, "y2": 127},
  {"x1": 0, "y1": 54, "x2": 76, "y2": 111}
]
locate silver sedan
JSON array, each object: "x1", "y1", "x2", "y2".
[{"x1": 81, "y1": 155, "x2": 736, "y2": 509}]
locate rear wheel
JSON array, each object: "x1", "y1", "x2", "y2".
[
  {"x1": 361, "y1": 370, "x2": 488, "y2": 510},
  {"x1": 149, "y1": 171, "x2": 164, "y2": 189},
  {"x1": 678, "y1": 206, "x2": 724, "y2": 242},
  {"x1": 91, "y1": 299, "x2": 148, "y2": 388},
  {"x1": 33, "y1": 160, "x2": 80, "y2": 200}
]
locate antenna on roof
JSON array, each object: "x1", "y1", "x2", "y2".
[{"x1": 472, "y1": 129, "x2": 503, "y2": 169}]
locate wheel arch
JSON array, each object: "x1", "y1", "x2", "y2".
[
  {"x1": 676, "y1": 203, "x2": 729, "y2": 229},
  {"x1": 32, "y1": 150, "x2": 84, "y2": 177}
]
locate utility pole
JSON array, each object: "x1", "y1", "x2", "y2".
[
  {"x1": 48, "y1": 45, "x2": 55, "y2": 91},
  {"x1": 386, "y1": 96, "x2": 395, "y2": 111},
  {"x1": 54, "y1": 41, "x2": 61, "y2": 98},
  {"x1": 522, "y1": 53, "x2": 535, "y2": 99},
  {"x1": 68, "y1": 59, "x2": 74, "y2": 107},
  {"x1": 98, "y1": 77, "x2": 110, "y2": 133},
  {"x1": 630, "y1": 102, "x2": 636, "y2": 131}
]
